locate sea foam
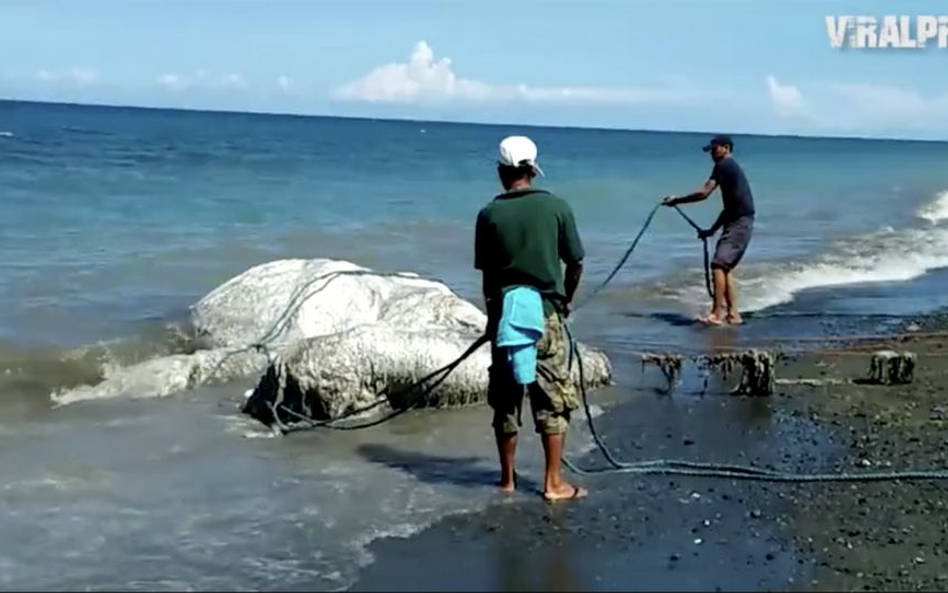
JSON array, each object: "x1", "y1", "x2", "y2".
[
  {"x1": 916, "y1": 189, "x2": 948, "y2": 224},
  {"x1": 672, "y1": 191, "x2": 948, "y2": 313}
]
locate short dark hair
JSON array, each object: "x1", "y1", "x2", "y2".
[
  {"x1": 703, "y1": 134, "x2": 734, "y2": 152},
  {"x1": 497, "y1": 163, "x2": 536, "y2": 185}
]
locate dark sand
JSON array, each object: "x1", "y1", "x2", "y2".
[{"x1": 352, "y1": 314, "x2": 948, "y2": 592}]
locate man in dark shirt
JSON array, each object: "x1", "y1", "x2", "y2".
[
  {"x1": 663, "y1": 134, "x2": 755, "y2": 325},
  {"x1": 474, "y1": 135, "x2": 588, "y2": 502}
]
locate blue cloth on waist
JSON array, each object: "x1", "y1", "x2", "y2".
[{"x1": 494, "y1": 286, "x2": 545, "y2": 384}]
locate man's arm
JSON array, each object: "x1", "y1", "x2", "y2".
[
  {"x1": 473, "y1": 209, "x2": 487, "y2": 273},
  {"x1": 564, "y1": 259, "x2": 583, "y2": 306},
  {"x1": 664, "y1": 178, "x2": 717, "y2": 206},
  {"x1": 481, "y1": 274, "x2": 497, "y2": 305},
  {"x1": 558, "y1": 203, "x2": 585, "y2": 312},
  {"x1": 707, "y1": 209, "x2": 727, "y2": 234},
  {"x1": 474, "y1": 209, "x2": 496, "y2": 318}
]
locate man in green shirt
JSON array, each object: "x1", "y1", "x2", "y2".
[{"x1": 474, "y1": 135, "x2": 587, "y2": 502}]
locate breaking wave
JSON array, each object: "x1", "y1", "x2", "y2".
[
  {"x1": 0, "y1": 322, "x2": 199, "y2": 407},
  {"x1": 917, "y1": 189, "x2": 948, "y2": 224},
  {"x1": 671, "y1": 190, "x2": 948, "y2": 313}
]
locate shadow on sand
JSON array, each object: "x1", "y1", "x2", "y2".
[
  {"x1": 357, "y1": 443, "x2": 543, "y2": 494},
  {"x1": 619, "y1": 311, "x2": 699, "y2": 327}
]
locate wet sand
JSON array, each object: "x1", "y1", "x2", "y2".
[
  {"x1": 775, "y1": 316, "x2": 948, "y2": 591},
  {"x1": 352, "y1": 312, "x2": 948, "y2": 592}
]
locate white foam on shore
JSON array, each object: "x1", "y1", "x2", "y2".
[
  {"x1": 729, "y1": 189, "x2": 948, "y2": 312},
  {"x1": 673, "y1": 223, "x2": 948, "y2": 314},
  {"x1": 917, "y1": 189, "x2": 948, "y2": 224},
  {"x1": 48, "y1": 347, "x2": 267, "y2": 406}
]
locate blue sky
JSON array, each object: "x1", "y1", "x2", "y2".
[{"x1": 2, "y1": 0, "x2": 947, "y2": 139}]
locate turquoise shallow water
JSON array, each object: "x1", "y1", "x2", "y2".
[{"x1": 1, "y1": 100, "x2": 948, "y2": 589}]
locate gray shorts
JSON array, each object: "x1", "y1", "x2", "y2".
[{"x1": 712, "y1": 215, "x2": 754, "y2": 271}]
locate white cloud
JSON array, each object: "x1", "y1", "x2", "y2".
[
  {"x1": 277, "y1": 75, "x2": 292, "y2": 92},
  {"x1": 766, "y1": 75, "x2": 948, "y2": 138},
  {"x1": 222, "y1": 73, "x2": 247, "y2": 89},
  {"x1": 827, "y1": 83, "x2": 948, "y2": 121},
  {"x1": 766, "y1": 75, "x2": 807, "y2": 118},
  {"x1": 156, "y1": 73, "x2": 189, "y2": 91},
  {"x1": 155, "y1": 71, "x2": 249, "y2": 92},
  {"x1": 35, "y1": 67, "x2": 99, "y2": 86},
  {"x1": 69, "y1": 68, "x2": 98, "y2": 85},
  {"x1": 333, "y1": 41, "x2": 704, "y2": 106},
  {"x1": 333, "y1": 41, "x2": 484, "y2": 103}
]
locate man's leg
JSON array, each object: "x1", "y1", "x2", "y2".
[
  {"x1": 539, "y1": 428, "x2": 586, "y2": 500},
  {"x1": 541, "y1": 430, "x2": 565, "y2": 493},
  {"x1": 532, "y1": 311, "x2": 587, "y2": 502},
  {"x1": 706, "y1": 267, "x2": 727, "y2": 322},
  {"x1": 699, "y1": 267, "x2": 727, "y2": 324},
  {"x1": 724, "y1": 271, "x2": 742, "y2": 324},
  {"x1": 488, "y1": 346, "x2": 523, "y2": 492},
  {"x1": 717, "y1": 216, "x2": 752, "y2": 325},
  {"x1": 705, "y1": 217, "x2": 752, "y2": 325},
  {"x1": 495, "y1": 429, "x2": 517, "y2": 492}
]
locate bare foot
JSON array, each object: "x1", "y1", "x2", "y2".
[
  {"x1": 498, "y1": 473, "x2": 516, "y2": 493},
  {"x1": 698, "y1": 313, "x2": 724, "y2": 325},
  {"x1": 726, "y1": 314, "x2": 743, "y2": 325},
  {"x1": 543, "y1": 483, "x2": 588, "y2": 503}
]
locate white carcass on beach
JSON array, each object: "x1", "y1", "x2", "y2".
[{"x1": 52, "y1": 258, "x2": 614, "y2": 427}]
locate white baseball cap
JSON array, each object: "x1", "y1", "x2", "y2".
[{"x1": 498, "y1": 135, "x2": 544, "y2": 176}]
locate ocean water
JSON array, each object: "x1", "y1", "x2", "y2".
[{"x1": 1, "y1": 100, "x2": 948, "y2": 589}]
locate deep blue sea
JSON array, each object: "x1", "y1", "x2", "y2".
[{"x1": 1, "y1": 100, "x2": 947, "y2": 589}]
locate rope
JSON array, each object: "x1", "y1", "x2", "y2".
[
  {"x1": 273, "y1": 334, "x2": 489, "y2": 432},
  {"x1": 672, "y1": 204, "x2": 714, "y2": 299},
  {"x1": 573, "y1": 203, "x2": 661, "y2": 309},
  {"x1": 206, "y1": 268, "x2": 462, "y2": 381},
  {"x1": 248, "y1": 197, "x2": 948, "y2": 484}
]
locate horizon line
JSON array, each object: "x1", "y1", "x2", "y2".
[{"x1": 1, "y1": 97, "x2": 946, "y2": 145}]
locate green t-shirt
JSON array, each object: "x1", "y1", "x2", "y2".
[{"x1": 474, "y1": 188, "x2": 585, "y2": 310}]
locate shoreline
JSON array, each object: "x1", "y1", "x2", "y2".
[{"x1": 350, "y1": 309, "x2": 948, "y2": 591}]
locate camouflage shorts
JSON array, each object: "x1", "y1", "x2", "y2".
[{"x1": 487, "y1": 309, "x2": 579, "y2": 435}]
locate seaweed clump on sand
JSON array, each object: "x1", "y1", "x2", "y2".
[
  {"x1": 640, "y1": 349, "x2": 778, "y2": 396},
  {"x1": 701, "y1": 349, "x2": 778, "y2": 396},
  {"x1": 865, "y1": 350, "x2": 916, "y2": 385},
  {"x1": 641, "y1": 353, "x2": 683, "y2": 393}
]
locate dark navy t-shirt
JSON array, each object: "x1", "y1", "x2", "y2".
[{"x1": 710, "y1": 157, "x2": 755, "y2": 222}]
